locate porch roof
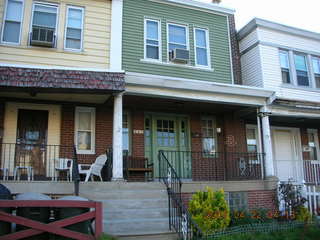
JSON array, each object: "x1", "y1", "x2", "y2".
[{"x1": 0, "y1": 66, "x2": 125, "y2": 93}]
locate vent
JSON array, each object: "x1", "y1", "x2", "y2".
[
  {"x1": 30, "y1": 26, "x2": 55, "y2": 48},
  {"x1": 169, "y1": 48, "x2": 189, "y2": 63}
]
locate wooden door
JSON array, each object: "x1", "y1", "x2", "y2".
[{"x1": 16, "y1": 109, "x2": 48, "y2": 176}]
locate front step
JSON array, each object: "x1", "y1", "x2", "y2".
[
  {"x1": 79, "y1": 182, "x2": 172, "y2": 237},
  {"x1": 118, "y1": 232, "x2": 178, "y2": 240}
]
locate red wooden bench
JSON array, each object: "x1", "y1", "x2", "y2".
[{"x1": 0, "y1": 200, "x2": 102, "y2": 240}]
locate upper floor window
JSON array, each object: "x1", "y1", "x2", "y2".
[
  {"x1": 31, "y1": 3, "x2": 58, "y2": 47},
  {"x1": 1, "y1": 0, "x2": 24, "y2": 44},
  {"x1": 201, "y1": 117, "x2": 217, "y2": 154},
  {"x1": 312, "y1": 57, "x2": 320, "y2": 88},
  {"x1": 279, "y1": 50, "x2": 291, "y2": 84},
  {"x1": 144, "y1": 19, "x2": 160, "y2": 60},
  {"x1": 65, "y1": 6, "x2": 84, "y2": 51},
  {"x1": 168, "y1": 23, "x2": 188, "y2": 52},
  {"x1": 194, "y1": 28, "x2": 210, "y2": 67},
  {"x1": 294, "y1": 54, "x2": 309, "y2": 86},
  {"x1": 75, "y1": 107, "x2": 95, "y2": 154}
]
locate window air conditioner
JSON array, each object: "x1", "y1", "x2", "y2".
[
  {"x1": 30, "y1": 26, "x2": 56, "y2": 48},
  {"x1": 169, "y1": 48, "x2": 189, "y2": 63}
]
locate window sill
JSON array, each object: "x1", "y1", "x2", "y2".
[
  {"x1": 281, "y1": 83, "x2": 320, "y2": 93},
  {"x1": 0, "y1": 43, "x2": 86, "y2": 55},
  {"x1": 76, "y1": 150, "x2": 95, "y2": 155},
  {"x1": 140, "y1": 59, "x2": 214, "y2": 72}
]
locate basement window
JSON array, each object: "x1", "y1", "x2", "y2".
[{"x1": 228, "y1": 192, "x2": 248, "y2": 211}]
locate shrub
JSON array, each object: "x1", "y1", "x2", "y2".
[
  {"x1": 295, "y1": 206, "x2": 312, "y2": 223},
  {"x1": 188, "y1": 187, "x2": 230, "y2": 234},
  {"x1": 230, "y1": 209, "x2": 277, "y2": 226}
]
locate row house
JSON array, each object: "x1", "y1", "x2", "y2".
[{"x1": 239, "y1": 18, "x2": 320, "y2": 186}]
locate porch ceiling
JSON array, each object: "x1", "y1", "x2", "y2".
[{"x1": 0, "y1": 92, "x2": 111, "y2": 104}]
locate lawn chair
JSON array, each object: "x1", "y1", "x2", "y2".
[{"x1": 78, "y1": 154, "x2": 107, "y2": 182}]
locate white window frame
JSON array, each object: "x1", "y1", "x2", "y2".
[
  {"x1": 246, "y1": 125, "x2": 262, "y2": 164},
  {"x1": 279, "y1": 50, "x2": 291, "y2": 84},
  {"x1": 122, "y1": 111, "x2": 131, "y2": 154},
  {"x1": 201, "y1": 116, "x2": 217, "y2": 154},
  {"x1": 312, "y1": 56, "x2": 320, "y2": 88},
  {"x1": 30, "y1": 2, "x2": 59, "y2": 47},
  {"x1": 194, "y1": 27, "x2": 211, "y2": 68},
  {"x1": 293, "y1": 53, "x2": 310, "y2": 87},
  {"x1": 75, "y1": 106, "x2": 95, "y2": 154},
  {"x1": 1, "y1": 0, "x2": 24, "y2": 45},
  {"x1": 167, "y1": 22, "x2": 189, "y2": 62},
  {"x1": 144, "y1": 18, "x2": 161, "y2": 61},
  {"x1": 64, "y1": 5, "x2": 84, "y2": 51}
]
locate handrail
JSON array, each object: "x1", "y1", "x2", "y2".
[
  {"x1": 72, "y1": 146, "x2": 81, "y2": 196},
  {"x1": 158, "y1": 150, "x2": 205, "y2": 240}
]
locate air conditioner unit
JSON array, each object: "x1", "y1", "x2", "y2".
[
  {"x1": 30, "y1": 26, "x2": 56, "y2": 48},
  {"x1": 169, "y1": 48, "x2": 189, "y2": 63}
]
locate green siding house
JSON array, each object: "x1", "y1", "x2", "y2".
[{"x1": 122, "y1": 0, "x2": 233, "y2": 84}]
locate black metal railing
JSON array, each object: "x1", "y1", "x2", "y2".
[
  {"x1": 0, "y1": 143, "x2": 100, "y2": 181},
  {"x1": 160, "y1": 150, "x2": 265, "y2": 181},
  {"x1": 72, "y1": 146, "x2": 80, "y2": 196},
  {"x1": 159, "y1": 150, "x2": 204, "y2": 240}
]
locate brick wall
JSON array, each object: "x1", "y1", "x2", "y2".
[
  {"x1": 228, "y1": 14, "x2": 242, "y2": 85},
  {"x1": 0, "y1": 101, "x2": 4, "y2": 144},
  {"x1": 181, "y1": 189, "x2": 277, "y2": 211}
]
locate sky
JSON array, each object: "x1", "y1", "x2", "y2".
[{"x1": 200, "y1": 0, "x2": 320, "y2": 33}]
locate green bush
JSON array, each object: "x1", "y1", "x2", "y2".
[
  {"x1": 295, "y1": 206, "x2": 312, "y2": 223},
  {"x1": 188, "y1": 187, "x2": 230, "y2": 234},
  {"x1": 230, "y1": 209, "x2": 277, "y2": 226},
  {"x1": 97, "y1": 233, "x2": 118, "y2": 240}
]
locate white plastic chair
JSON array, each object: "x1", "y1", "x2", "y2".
[
  {"x1": 78, "y1": 154, "x2": 107, "y2": 182},
  {"x1": 54, "y1": 158, "x2": 73, "y2": 181}
]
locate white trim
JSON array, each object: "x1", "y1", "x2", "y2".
[
  {"x1": 167, "y1": 22, "x2": 189, "y2": 63},
  {"x1": 75, "y1": 106, "x2": 96, "y2": 155},
  {"x1": 1, "y1": 0, "x2": 24, "y2": 45},
  {"x1": 30, "y1": 2, "x2": 59, "y2": 47},
  {"x1": 110, "y1": 0, "x2": 123, "y2": 71},
  {"x1": 293, "y1": 53, "x2": 311, "y2": 87},
  {"x1": 64, "y1": 5, "x2": 84, "y2": 52},
  {"x1": 144, "y1": 18, "x2": 162, "y2": 62},
  {"x1": 226, "y1": 15, "x2": 234, "y2": 84},
  {"x1": 150, "y1": 0, "x2": 235, "y2": 15},
  {"x1": 279, "y1": 49, "x2": 292, "y2": 84},
  {"x1": 126, "y1": 71, "x2": 274, "y2": 98},
  {"x1": 193, "y1": 27, "x2": 211, "y2": 69},
  {"x1": 0, "y1": 62, "x2": 125, "y2": 73}
]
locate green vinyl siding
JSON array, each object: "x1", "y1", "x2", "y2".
[{"x1": 122, "y1": 0, "x2": 232, "y2": 84}]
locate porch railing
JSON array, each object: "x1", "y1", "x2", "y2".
[
  {"x1": 0, "y1": 143, "x2": 95, "y2": 182},
  {"x1": 304, "y1": 160, "x2": 320, "y2": 185},
  {"x1": 160, "y1": 150, "x2": 265, "y2": 181},
  {"x1": 159, "y1": 150, "x2": 204, "y2": 240}
]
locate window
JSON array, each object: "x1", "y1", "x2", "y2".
[
  {"x1": 227, "y1": 192, "x2": 248, "y2": 211},
  {"x1": 168, "y1": 23, "x2": 188, "y2": 53},
  {"x1": 279, "y1": 50, "x2": 291, "y2": 84},
  {"x1": 294, "y1": 54, "x2": 309, "y2": 86},
  {"x1": 201, "y1": 117, "x2": 217, "y2": 154},
  {"x1": 194, "y1": 28, "x2": 210, "y2": 67},
  {"x1": 123, "y1": 112, "x2": 130, "y2": 152},
  {"x1": 156, "y1": 119, "x2": 175, "y2": 147},
  {"x1": 75, "y1": 107, "x2": 95, "y2": 154},
  {"x1": 145, "y1": 19, "x2": 160, "y2": 60},
  {"x1": 308, "y1": 130, "x2": 319, "y2": 161},
  {"x1": 31, "y1": 3, "x2": 58, "y2": 44},
  {"x1": 1, "y1": 0, "x2": 24, "y2": 44},
  {"x1": 246, "y1": 127, "x2": 258, "y2": 153},
  {"x1": 65, "y1": 6, "x2": 84, "y2": 50},
  {"x1": 312, "y1": 57, "x2": 320, "y2": 88}
]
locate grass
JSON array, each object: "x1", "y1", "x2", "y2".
[
  {"x1": 214, "y1": 226, "x2": 320, "y2": 240},
  {"x1": 97, "y1": 233, "x2": 119, "y2": 240}
]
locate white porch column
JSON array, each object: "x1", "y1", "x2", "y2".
[
  {"x1": 112, "y1": 93, "x2": 123, "y2": 181},
  {"x1": 260, "y1": 106, "x2": 275, "y2": 178}
]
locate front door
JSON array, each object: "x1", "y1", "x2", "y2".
[
  {"x1": 272, "y1": 129, "x2": 302, "y2": 182},
  {"x1": 16, "y1": 109, "x2": 49, "y2": 176},
  {"x1": 145, "y1": 115, "x2": 191, "y2": 179}
]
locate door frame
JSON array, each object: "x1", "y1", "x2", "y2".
[{"x1": 271, "y1": 126, "x2": 304, "y2": 183}]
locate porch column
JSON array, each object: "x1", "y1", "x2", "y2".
[
  {"x1": 259, "y1": 106, "x2": 275, "y2": 178},
  {"x1": 112, "y1": 92, "x2": 123, "y2": 181}
]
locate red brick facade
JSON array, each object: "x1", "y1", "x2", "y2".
[{"x1": 0, "y1": 101, "x2": 4, "y2": 144}]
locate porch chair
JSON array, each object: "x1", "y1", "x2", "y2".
[
  {"x1": 54, "y1": 158, "x2": 73, "y2": 181},
  {"x1": 78, "y1": 154, "x2": 107, "y2": 182},
  {"x1": 0, "y1": 168, "x2": 8, "y2": 180}
]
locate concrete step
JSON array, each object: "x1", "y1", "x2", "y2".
[
  {"x1": 118, "y1": 232, "x2": 178, "y2": 240},
  {"x1": 105, "y1": 218, "x2": 170, "y2": 236},
  {"x1": 81, "y1": 189, "x2": 168, "y2": 200},
  {"x1": 79, "y1": 182, "x2": 164, "y2": 192},
  {"x1": 102, "y1": 198, "x2": 168, "y2": 210},
  {"x1": 104, "y1": 208, "x2": 169, "y2": 220}
]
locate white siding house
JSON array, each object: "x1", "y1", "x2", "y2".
[{"x1": 239, "y1": 18, "x2": 320, "y2": 185}]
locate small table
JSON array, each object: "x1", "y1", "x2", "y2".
[{"x1": 13, "y1": 166, "x2": 34, "y2": 181}]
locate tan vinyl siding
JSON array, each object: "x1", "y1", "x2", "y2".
[{"x1": 0, "y1": 0, "x2": 111, "y2": 69}]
